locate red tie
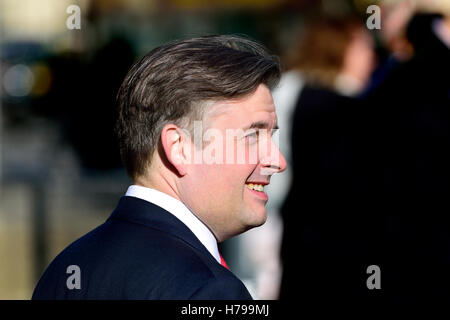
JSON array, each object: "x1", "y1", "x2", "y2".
[{"x1": 220, "y1": 254, "x2": 230, "y2": 270}]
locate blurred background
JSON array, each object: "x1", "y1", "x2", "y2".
[{"x1": 1, "y1": 0, "x2": 449, "y2": 302}]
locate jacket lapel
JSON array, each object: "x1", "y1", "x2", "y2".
[{"x1": 108, "y1": 196, "x2": 214, "y2": 259}]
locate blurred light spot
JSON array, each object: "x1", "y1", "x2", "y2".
[
  {"x1": 31, "y1": 63, "x2": 53, "y2": 97},
  {"x1": 3, "y1": 64, "x2": 35, "y2": 97},
  {"x1": 1, "y1": 0, "x2": 83, "y2": 41}
]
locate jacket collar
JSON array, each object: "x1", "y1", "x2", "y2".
[{"x1": 109, "y1": 196, "x2": 214, "y2": 260}]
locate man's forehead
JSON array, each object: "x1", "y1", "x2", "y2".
[
  {"x1": 205, "y1": 100, "x2": 277, "y2": 131},
  {"x1": 205, "y1": 86, "x2": 276, "y2": 124}
]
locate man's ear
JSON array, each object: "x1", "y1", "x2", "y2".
[{"x1": 160, "y1": 124, "x2": 191, "y2": 176}]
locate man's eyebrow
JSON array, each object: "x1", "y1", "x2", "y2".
[{"x1": 247, "y1": 121, "x2": 279, "y2": 130}]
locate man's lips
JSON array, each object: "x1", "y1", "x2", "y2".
[
  {"x1": 246, "y1": 181, "x2": 269, "y2": 186},
  {"x1": 245, "y1": 182, "x2": 269, "y2": 200}
]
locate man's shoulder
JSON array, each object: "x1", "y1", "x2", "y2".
[{"x1": 32, "y1": 215, "x2": 251, "y2": 299}]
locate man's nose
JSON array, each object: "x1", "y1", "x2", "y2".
[
  {"x1": 276, "y1": 147, "x2": 287, "y2": 173},
  {"x1": 259, "y1": 138, "x2": 287, "y2": 176}
]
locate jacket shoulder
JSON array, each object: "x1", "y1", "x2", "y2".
[{"x1": 32, "y1": 218, "x2": 251, "y2": 299}]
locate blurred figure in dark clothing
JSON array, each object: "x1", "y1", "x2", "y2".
[
  {"x1": 361, "y1": 12, "x2": 450, "y2": 303},
  {"x1": 280, "y1": 9, "x2": 450, "y2": 307},
  {"x1": 32, "y1": 36, "x2": 135, "y2": 171},
  {"x1": 367, "y1": 12, "x2": 450, "y2": 196},
  {"x1": 279, "y1": 17, "x2": 377, "y2": 305},
  {"x1": 66, "y1": 37, "x2": 135, "y2": 170}
]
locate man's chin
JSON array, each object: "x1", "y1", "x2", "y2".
[
  {"x1": 219, "y1": 208, "x2": 267, "y2": 241},
  {"x1": 245, "y1": 208, "x2": 268, "y2": 229}
]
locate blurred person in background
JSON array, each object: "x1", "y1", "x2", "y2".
[
  {"x1": 243, "y1": 14, "x2": 376, "y2": 300},
  {"x1": 361, "y1": 3, "x2": 450, "y2": 303},
  {"x1": 278, "y1": 16, "x2": 377, "y2": 304},
  {"x1": 280, "y1": 0, "x2": 450, "y2": 305}
]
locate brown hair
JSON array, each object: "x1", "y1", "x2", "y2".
[
  {"x1": 286, "y1": 18, "x2": 363, "y2": 88},
  {"x1": 116, "y1": 35, "x2": 280, "y2": 180}
]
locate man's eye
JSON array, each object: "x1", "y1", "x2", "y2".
[{"x1": 245, "y1": 130, "x2": 258, "y2": 144}]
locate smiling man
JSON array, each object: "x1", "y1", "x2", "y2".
[{"x1": 32, "y1": 35, "x2": 286, "y2": 300}]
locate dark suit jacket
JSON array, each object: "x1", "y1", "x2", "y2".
[
  {"x1": 32, "y1": 196, "x2": 252, "y2": 300},
  {"x1": 279, "y1": 85, "x2": 376, "y2": 304}
]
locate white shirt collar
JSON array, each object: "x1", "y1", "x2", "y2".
[{"x1": 125, "y1": 185, "x2": 221, "y2": 263}]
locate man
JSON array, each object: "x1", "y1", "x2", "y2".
[{"x1": 32, "y1": 35, "x2": 286, "y2": 299}]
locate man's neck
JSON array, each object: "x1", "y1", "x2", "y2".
[{"x1": 135, "y1": 173, "x2": 182, "y2": 203}]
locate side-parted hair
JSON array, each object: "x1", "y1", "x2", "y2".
[{"x1": 116, "y1": 35, "x2": 281, "y2": 180}]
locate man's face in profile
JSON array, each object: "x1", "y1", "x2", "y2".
[{"x1": 180, "y1": 84, "x2": 287, "y2": 242}]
